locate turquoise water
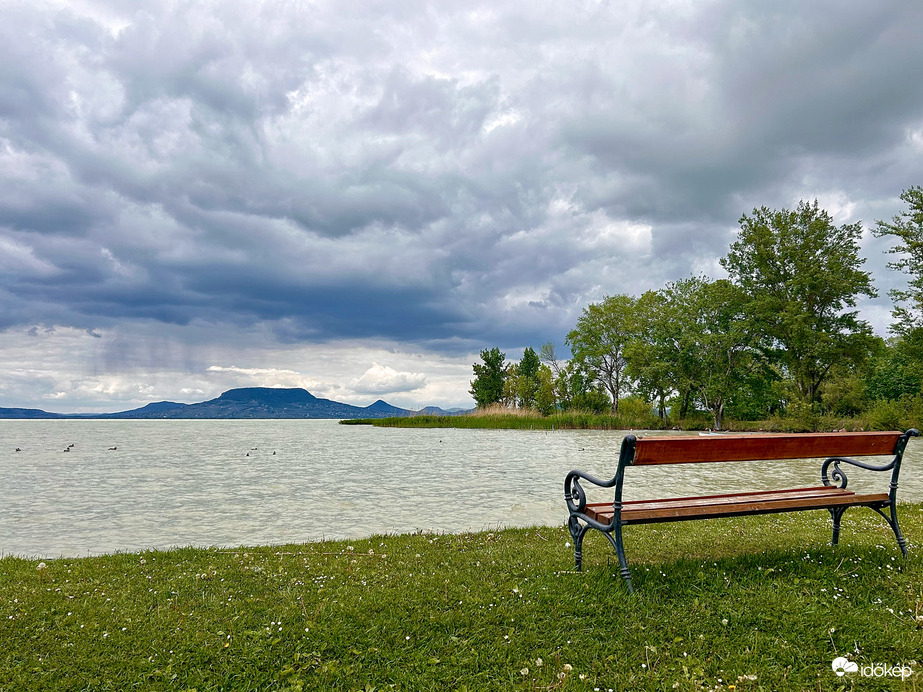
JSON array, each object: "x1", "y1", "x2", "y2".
[{"x1": 1, "y1": 420, "x2": 920, "y2": 558}]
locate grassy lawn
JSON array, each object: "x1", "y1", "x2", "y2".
[{"x1": 2, "y1": 508, "x2": 922, "y2": 690}]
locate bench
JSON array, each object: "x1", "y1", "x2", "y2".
[{"x1": 564, "y1": 429, "x2": 919, "y2": 592}]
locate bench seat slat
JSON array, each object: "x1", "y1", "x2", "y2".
[
  {"x1": 622, "y1": 486, "x2": 851, "y2": 512},
  {"x1": 632, "y1": 431, "x2": 902, "y2": 465},
  {"x1": 584, "y1": 488, "x2": 890, "y2": 525}
]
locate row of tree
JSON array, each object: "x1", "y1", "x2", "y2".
[{"x1": 470, "y1": 188, "x2": 923, "y2": 429}]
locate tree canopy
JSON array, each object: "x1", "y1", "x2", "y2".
[
  {"x1": 566, "y1": 295, "x2": 637, "y2": 414},
  {"x1": 469, "y1": 347, "x2": 507, "y2": 408},
  {"x1": 721, "y1": 200, "x2": 876, "y2": 406},
  {"x1": 874, "y1": 185, "x2": 923, "y2": 334}
]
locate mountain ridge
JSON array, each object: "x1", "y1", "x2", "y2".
[{"x1": 0, "y1": 387, "x2": 464, "y2": 420}]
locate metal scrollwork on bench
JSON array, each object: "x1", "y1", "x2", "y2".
[
  {"x1": 821, "y1": 454, "x2": 898, "y2": 489},
  {"x1": 564, "y1": 476, "x2": 587, "y2": 514}
]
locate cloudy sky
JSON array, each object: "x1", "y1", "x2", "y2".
[{"x1": 2, "y1": 0, "x2": 922, "y2": 413}]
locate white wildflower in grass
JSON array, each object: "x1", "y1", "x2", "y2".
[
  {"x1": 563, "y1": 664, "x2": 573, "y2": 672},
  {"x1": 535, "y1": 658, "x2": 543, "y2": 667},
  {"x1": 36, "y1": 562, "x2": 47, "y2": 572},
  {"x1": 721, "y1": 618, "x2": 729, "y2": 626},
  {"x1": 520, "y1": 668, "x2": 529, "y2": 676}
]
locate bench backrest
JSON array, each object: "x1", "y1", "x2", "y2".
[{"x1": 629, "y1": 431, "x2": 904, "y2": 465}]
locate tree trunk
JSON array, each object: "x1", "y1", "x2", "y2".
[{"x1": 712, "y1": 400, "x2": 725, "y2": 431}]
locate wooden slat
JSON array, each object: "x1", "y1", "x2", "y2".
[
  {"x1": 584, "y1": 491, "x2": 890, "y2": 525},
  {"x1": 584, "y1": 486, "x2": 850, "y2": 521},
  {"x1": 621, "y1": 486, "x2": 851, "y2": 513},
  {"x1": 631, "y1": 431, "x2": 902, "y2": 465}
]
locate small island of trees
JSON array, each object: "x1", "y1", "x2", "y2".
[{"x1": 468, "y1": 190, "x2": 923, "y2": 432}]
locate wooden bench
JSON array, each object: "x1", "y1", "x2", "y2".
[{"x1": 564, "y1": 429, "x2": 919, "y2": 592}]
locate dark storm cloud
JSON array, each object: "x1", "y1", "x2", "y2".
[{"x1": 2, "y1": 0, "x2": 923, "y2": 359}]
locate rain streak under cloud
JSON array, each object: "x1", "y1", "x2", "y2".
[{"x1": 1, "y1": 0, "x2": 923, "y2": 412}]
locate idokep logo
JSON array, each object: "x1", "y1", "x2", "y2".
[
  {"x1": 832, "y1": 656, "x2": 914, "y2": 680},
  {"x1": 832, "y1": 657, "x2": 858, "y2": 677}
]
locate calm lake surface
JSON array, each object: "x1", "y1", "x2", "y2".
[{"x1": 1, "y1": 420, "x2": 921, "y2": 558}]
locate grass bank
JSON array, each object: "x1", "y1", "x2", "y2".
[
  {"x1": 342, "y1": 411, "x2": 917, "y2": 432},
  {"x1": 3, "y1": 508, "x2": 923, "y2": 690},
  {"x1": 340, "y1": 412, "x2": 664, "y2": 430}
]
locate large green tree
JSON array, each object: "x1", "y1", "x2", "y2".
[
  {"x1": 566, "y1": 295, "x2": 637, "y2": 414},
  {"x1": 469, "y1": 347, "x2": 507, "y2": 408},
  {"x1": 721, "y1": 200, "x2": 876, "y2": 406},
  {"x1": 873, "y1": 185, "x2": 923, "y2": 334}
]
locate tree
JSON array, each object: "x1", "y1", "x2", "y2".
[
  {"x1": 469, "y1": 347, "x2": 507, "y2": 408},
  {"x1": 539, "y1": 342, "x2": 572, "y2": 410},
  {"x1": 873, "y1": 185, "x2": 923, "y2": 334},
  {"x1": 516, "y1": 347, "x2": 541, "y2": 409},
  {"x1": 566, "y1": 295, "x2": 637, "y2": 414},
  {"x1": 535, "y1": 365, "x2": 557, "y2": 415},
  {"x1": 721, "y1": 200, "x2": 876, "y2": 406},
  {"x1": 624, "y1": 290, "x2": 676, "y2": 419},
  {"x1": 679, "y1": 278, "x2": 761, "y2": 430}
]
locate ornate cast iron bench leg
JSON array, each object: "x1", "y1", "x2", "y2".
[
  {"x1": 876, "y1": 503, "x2": 909, "y2": 556},
  {"x1": 612, "y1": 519, "x2": 634, "y2": 593},
  {"x1": 568, "y1": 516, "x2": 586, "y2": 571},
  {"x1": 829, "y1": 507, "x2": 847, "y2": 547}
]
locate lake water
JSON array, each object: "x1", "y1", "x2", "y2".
[{"x1": 1, "y1": 420, "x2": 921, "y2": 558}]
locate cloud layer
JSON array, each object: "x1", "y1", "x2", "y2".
[{"x1": 2, "y1": 0, "x2": 923, "y2": 411}]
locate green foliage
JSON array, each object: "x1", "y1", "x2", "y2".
[
  {"x1": 569, "y1": 388, "x2": 611, "y2": 414},
  {"x1": 534, "y1": 365, "x2": 557, "y2": 416},
  {"x1": 624, "y1": 290, "x2": 676, "y2": 419},
  {"x1": 820, "y1": 366, "x2": 868, "y2": 417},
  {"x1": 721, "y1": 200, "x2": 877, "y2": 406},
  {"x1": 515, "y1": 347, "x2": 541, "y2": 409},
  {"x1": 866, "y1": 335, "x2": 923, "y2": 402},
  {"x1": 3, "y1": 515, "x2": 922, "y2": 690},
  {"x1": 469, "y1": 347, "x2": 507, "y2": 408},
  {"x1": 866, "y1": 394, "x2": 923, "y2": 431},
  {"x1": 613, "y1": 395, "x2": 660, "y2": 428},
  {"x1": 566, "y1": 295, "x2": 638, "y2": 414},
  {"x1": 874, "y1": 185, "x2": 923, "y2": 333},
  {"x1": 724, "y1": 365, "x2": 783, "y2": 421}
]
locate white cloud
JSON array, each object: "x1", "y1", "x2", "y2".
[{"x1": 350, "y1": 362, "x2": 427, "y2": 395}]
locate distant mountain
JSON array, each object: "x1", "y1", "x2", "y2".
[
  {"x1": 0, "y1": 387, "x2": 463, "y2": 420},
  {"x1": 0, "y1": 406, "x2": 66, "y2": 419},
  {"x1": 416, "y1": 406, "x2": 461, "y2": 416},
  {"x1": 100, "y1": 401, "x2": 187, "y2": 418}
]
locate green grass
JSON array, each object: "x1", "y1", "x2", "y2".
[{"x1": 3, "y1": 508, "x2": 923, "y2": 690}]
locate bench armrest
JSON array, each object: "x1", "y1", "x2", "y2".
[
  {"x1": 822, "y1": 428, "x2": 919, "y2": 490},
  {"x1": 564, "y1": 469, "x2": 617, "y2": 514}
]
